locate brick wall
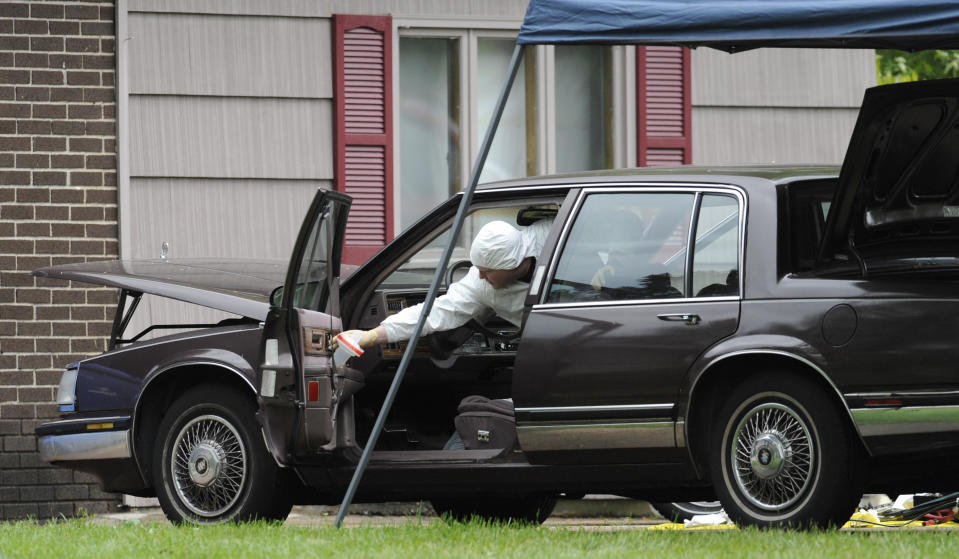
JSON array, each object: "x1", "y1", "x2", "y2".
[{"x1": 0, "y1": 1, "x2": 121, "y2": 520}]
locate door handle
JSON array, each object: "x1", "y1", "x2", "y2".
[{"x1": 657, "y1": 313, "x2": 701, "y2": 325}]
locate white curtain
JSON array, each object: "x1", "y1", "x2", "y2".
[
  {"x1": 478, "y1": 38, "x2": 527, "y2": 183},
  {"x1": 399, "y1": 38, "x2": 460, "y2": 229},
  {"x1": 555, "y1": 45, "x2": 610, "y2": 173}
]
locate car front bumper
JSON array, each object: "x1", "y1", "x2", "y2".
[
  {"x1": 38, "y1": 429, "x2": 131, "y2": 462},
  {"x1": 35, "y1": 416, "x2": 148, "y2": 493},
  {"x1": 36, "y1": 415, "x2": 133, "y2": 462}
]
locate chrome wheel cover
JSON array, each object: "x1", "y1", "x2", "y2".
[
  {"x1": 170, "y1": 414, "x2": 247, "y2": 518},
  {"x1": 730, "y1": 402, "x2": 815, "y2": 511}
]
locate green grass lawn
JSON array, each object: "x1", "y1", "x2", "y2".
[{"x1": 2, "y1": 519, "x2": 959, "y2": 559}]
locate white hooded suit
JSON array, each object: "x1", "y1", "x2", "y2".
[{"x1": 381, "y1": 218, "x2": 553, "y2": 343}]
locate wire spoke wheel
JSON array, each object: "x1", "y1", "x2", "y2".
[
  {"x1": 170, "y1": 414, "x2": 247, "y2": 518},
  {"x1": 730, "y1": 402, "x2": 815, "y2": 511}
]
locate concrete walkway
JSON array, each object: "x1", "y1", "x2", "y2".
[{"x1": 91, "y1": 498, "x2": 664, "y2": 527}]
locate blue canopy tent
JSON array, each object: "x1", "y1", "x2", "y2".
[
  {"x1": 519, "y1": 0, "x2": 959, "y2": 51},
  {"x1": 335, "y1": 0, "x2": 959, "y2": 525}
]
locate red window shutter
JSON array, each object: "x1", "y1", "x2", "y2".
[
  {"x1": 637, "y1": 46, "x2": 691, "y2": 166},
  {"x1": 333, "y1": 15, "x2": 393, "y2": 265}
]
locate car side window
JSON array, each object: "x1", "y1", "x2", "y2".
[
  {"x1": 291, "y1": 207, "x2": 330, "y2": 310},
  {"x1": 692, "y1": 194, "x2": 741, "y2": 297},
  {"x1": 547, "y1": 192, "x2": 694, "y2": 303}
]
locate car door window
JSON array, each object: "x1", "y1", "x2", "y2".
[
  {"x1": 547, "y1": 192, "x2": 694, "y2": 303},
  {"x1": 291, "y1": 206, "x2": 331, "y2": 310},
  {"x1": 692, "y1": 194, "x2": 741, "y2": 297}
]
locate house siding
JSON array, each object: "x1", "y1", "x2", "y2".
[
  {"x1": 1, "y1": 0, "x2": 878, "y2": 521},
  {"x1": 691, "y1": 48, "x2": 877, "y2": 165}
]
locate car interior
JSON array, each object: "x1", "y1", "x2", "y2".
[
  {"x1": 345, "y1": 198, "x2": 565, "y2": 458},
  {"x1": 784, "y1": 178, "x2": 838, "y2": 274}
]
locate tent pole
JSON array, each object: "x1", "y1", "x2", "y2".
[{"x1": 334, "y1": 43, "x2": 526, "y2": 528}]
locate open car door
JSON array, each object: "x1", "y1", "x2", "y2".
[{"x1": 257, "y1": 189, "x2": 352, "y2": 466}]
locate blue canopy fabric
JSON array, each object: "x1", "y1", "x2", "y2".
[{"x1": 518, "y1": 0, "x2": 959, "y2": 51}]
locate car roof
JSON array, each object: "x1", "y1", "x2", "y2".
[{"x1": 474, "y1": 165, "x2": 841, "y2": 192}]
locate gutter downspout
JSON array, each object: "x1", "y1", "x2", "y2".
[{"x1": 116, "y1": 0, "x2": 131, "y2": 260}]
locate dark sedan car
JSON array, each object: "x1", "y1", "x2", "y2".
[{"x1": 35, "y1": 79, "x2": 959, "y2": 528}]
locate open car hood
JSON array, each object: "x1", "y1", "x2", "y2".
[
  {"x1": 820, "y1": 78, "x2": 959, "y2": 268},
  {"x1": 33, "y1": 259, "x2": 290, "y2": 321}
]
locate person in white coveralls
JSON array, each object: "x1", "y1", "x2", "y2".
[{"x1": 337, "y1": 218, "x2": 552, "y2": 349}]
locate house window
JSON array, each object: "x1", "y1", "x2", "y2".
[
  {"x1": 333, "y1": 16, "x2": 691, "y2": 263},
  {"x1": 398, "y1": 37, "x2": 461, "y2": 229},
  {"x1": 555, "y1": 45, "x2": 612, "y2": 173},
  {"x1": 477, "y1": 37, "x2": 531, "y2": 183},
  {"x1": 397, "y1": 31, "x2": 616, "y2": 229}
]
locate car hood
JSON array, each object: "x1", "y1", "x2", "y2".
[
  {"x1": 821, "y1": 78, "x2": 959, "y2": 266},
  {"x1": 34, "y1": 258, "x2": 364, "y2": 321}
]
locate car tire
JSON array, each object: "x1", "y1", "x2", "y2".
[
  {"x1": 431, "y1": 494, "x2": 557, "y2": 524},
  {"x1": 152, "y1": 384, "x2": 293, "y2": 524},
  {"x1": 710, "y1": 373, "x2": 862, "y2": 529},
  {"x1": 650, "y1": 501, "x2": 724, "y2": 522}
]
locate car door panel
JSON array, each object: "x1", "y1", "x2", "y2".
[
  {"x1": 514, "y1": 187, "x2": 743, "y2": 464},
  {"x1": 514, "y1": 300, "x2": 738, "y2": 462},
  {"x1": 257, "y1": 189, "x2": 351, "y2": 465},
  {"x1": 516, "y1": 301, "x2": 739, "y2": 407}
]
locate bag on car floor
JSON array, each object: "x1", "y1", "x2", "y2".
[{"x1": 453, "y1": 395, "x2": 518, "y2": 451}]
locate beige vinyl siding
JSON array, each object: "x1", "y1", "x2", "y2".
[
  {"x1": 125, "y1": 8, "x2": 333, "y2": 263},
  {"x1": 123, "y1": 178, "x2": 325, "y2": 336},
  {"x1": 128, "y1": 14, "x2": 333, "y2": 98},
  {"x1": 124, "y1": 6, "x2": 337, "y2": 335},
  {"x1": 128, "y1": 0, "x2": 528, "y2": 18},
  {"x1": 691, "y1": 48, "x2": 876, "y2": 165},
  {"x1": 692, "y1": 48, "x2": 875, "y2": 108},
  {"x1": 692, "y1": 107, "x2": 860, "y2": 165},
  {"x1": 128, "y1": 178, "x2": 325, "y2": 260},
  {"x1": 129, "y1": 96, "x2": 333, "y2": 178}
]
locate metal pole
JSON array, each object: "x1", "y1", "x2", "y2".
[{"x1": 334, "y1": 43, "x2": 526, "y2": 528}]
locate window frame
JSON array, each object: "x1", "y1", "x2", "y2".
[
  {"x1": 689, "y1": 192, "x2": 742, "y2": 298},
  {"x1": 392, "y1": 20, "x2": 634, "y2": 235},
  {"x1": 537, "y1": 183, "x2": 747, "y2": 308}
]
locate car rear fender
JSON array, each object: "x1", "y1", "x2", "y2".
[{"x1": 678, "y1": 340, "x2": 868, "y2": 477}]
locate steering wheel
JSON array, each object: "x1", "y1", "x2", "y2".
[
  {"x1": 427, "y1": 317, "x2": 520, "y2": 360},
  {"x1": 446, "y1": 259, "x2": 473, "y2": 287}
]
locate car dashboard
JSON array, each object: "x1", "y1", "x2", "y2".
[{"x1": 358, "y1": 289, "x2": 519, "y2": 359}]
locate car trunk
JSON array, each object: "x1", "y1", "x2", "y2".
[{"x1": 819, "y1": 78, "x2": 959, "y2": 275}]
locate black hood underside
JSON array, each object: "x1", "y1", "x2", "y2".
[{"x1": 821, "y1": 78, "x2": 959, "y2": 268}]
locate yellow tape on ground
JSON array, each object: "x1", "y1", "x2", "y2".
[
  {"x1": 844, "y1": 508, "x2": 959, "y2": 529},
  {"x1": 646, "y1": 513, "x2": 959, "y2": 530},
  {"x1": 647, "y1": 522, "x2": 737, "y2": 531}
]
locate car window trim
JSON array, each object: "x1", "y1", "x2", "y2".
[
  {"x1": 537, "y1": 183, "x2": 747, "y2": 307},
  {"x1": 685, "y1": 192, "x2": 703, "y2": 297},
  {"x1": 535, "y1": 295, "x2": 740, "y2": 311}
]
